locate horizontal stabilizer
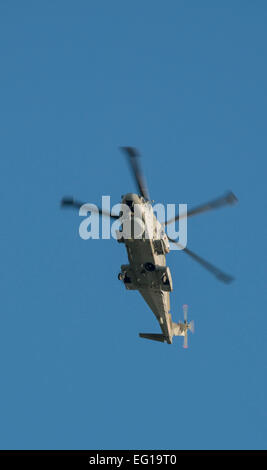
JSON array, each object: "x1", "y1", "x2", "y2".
[{"x1": 139, "y1": 333, "x2": 166, "y2": 343}]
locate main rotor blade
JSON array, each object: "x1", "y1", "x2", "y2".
[
  {"x1": 165, "y1": 191, "x2": 238, "y2": 225},
  {"x1": 61, "y1": 197, "x2": 119, "y2": 219},
  {"x1": 168, "y1": 237, "x2": 234, "y2": 284},
  {"x1": 120, "y1": 146, "x2": 150, "y2": 201}
]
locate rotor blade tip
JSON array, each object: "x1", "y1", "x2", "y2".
[
  {"x1": 120, "y1": 146, "x2": 139, "y2": 157},
  {"x1": 227, "y1": 191, "x2": 238, "y2": 205},
  {"x1": 61, "y1": 197, "x2": 74, "y2": 207},
  {"x1": 219, "y1": 274, "x2": 235, "y2": 284}
]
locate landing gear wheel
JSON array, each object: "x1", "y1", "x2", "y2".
[{"x1": 144, "y1": 262, "x2": 155, "y2": 272}]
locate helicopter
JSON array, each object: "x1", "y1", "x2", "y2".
[{"x1": 61, "y1": 147, "x2": 237, "y2": 347}]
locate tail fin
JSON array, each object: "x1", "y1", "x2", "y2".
[{"x1": 139, "y1": 333, "x2": 166, "y2": 343}]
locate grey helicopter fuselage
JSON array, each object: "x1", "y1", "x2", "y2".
[
  {"x1": 62, "y1": 146, "x2": 236, "y2": 346},
  {"x1": 117, "y1": 193, "x2": 181, "y2": 344}
]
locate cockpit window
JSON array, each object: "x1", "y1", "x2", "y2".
[{"x1": 125, "y1": 200, "x2": 134, "y2": 212}]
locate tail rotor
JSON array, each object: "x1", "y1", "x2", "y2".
[{"x1": 182, "y1": 304, "x2": 194, "y2": 348}]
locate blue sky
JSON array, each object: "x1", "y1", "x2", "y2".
[{"x1": 0, "y1": 1, "x2": 266, "y2": 449}]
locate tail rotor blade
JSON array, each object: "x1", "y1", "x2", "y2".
[
  {"x1": 183, "y1": 332, "x2": 188, "y2": 349},
  {"x1": 183, "y1": 304, "x2": 188, "y2": 323},
  {"x1": 189, "y1": 320, "x2": 195, "y2": 334}
]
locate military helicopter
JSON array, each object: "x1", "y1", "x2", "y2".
[{"x1": 61, "y1": 147, "x2": 237, "y2": 347}]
